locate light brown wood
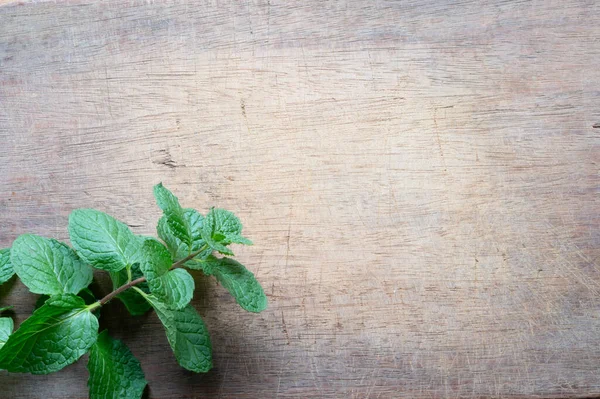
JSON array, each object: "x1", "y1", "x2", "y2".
[{"x1": 1, "y1": 1, "x2": 599, "y2": 398}]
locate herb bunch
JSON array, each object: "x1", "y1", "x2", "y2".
[{"x1": 0, "y1": 183, "x2": 267, "y2": 398}]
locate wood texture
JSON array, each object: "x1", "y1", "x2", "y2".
[{"x1": 0, "y1": 1, "x2": 599, "y2": 397}]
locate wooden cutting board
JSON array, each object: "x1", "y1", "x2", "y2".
[{"x1": 1, "y1": 1, "x2": 599, "y2": 397}]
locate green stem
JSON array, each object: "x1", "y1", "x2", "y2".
[
  {"x1": 96, "y1": 245, "x2": 208, "y2": 307},
  {"x1": 131, "y1": 286, "x2": 147, "y2": 297}
]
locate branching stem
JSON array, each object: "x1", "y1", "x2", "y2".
[
  {"x1": 98, "y1": 276, "x2": 146, "y2": 306},
  {"x1": 97, "y1": 245, "x2": 208, "y2": 306}
]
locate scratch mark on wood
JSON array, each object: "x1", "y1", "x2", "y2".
[
  {"x1": 104, "y1": 65, "x2": 113, "y2": 117},
  {"x1": 284, "y1": 202, "x2": 293, "y2": 270},
  {"x1": 281, "y1": 310, "x2": 290, "y2": 345},
  {"x1": 152, "y1": 148, "x2": 184, "y2": 169},
  {"x1": 217, "y1": 358, "x2": 231, "y2": 399},
  {"x1": 433, "y1": 107, "x2": 447, "y2": 172}
]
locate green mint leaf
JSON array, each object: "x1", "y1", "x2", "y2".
[
  {"x1": 145, "y1": 295, "x2": 212, "y2": 373},
  {"x1": 157, "y1": 216, "x2": 182, "y2": 257},
  {"x1": 109, "y1": 264, "x2": 151, "y2": 316},
  {"x1": 31, "y1": 287, "x2": 97, "y2": 313},
  {"x1": 139, "y1": 240, "x2": 194, "y2": 310},
  {"x1": 10, "y1": 235, "x2": 93, "y2": 296},
  {"x1": 0, "y1": 248, "x2": 15, "y2": 284},
  {"x1": 69, "y1": 209, "x2": 142, "y2": 272},
  {"x1": 157, "y1": 209, "x2": 210, "y2": 262},
  {"x1": 149, "y1": 268, "x2": 194, "y2": 310},
  {"x1": 201, "y1": 208, "x2": 252, "y2": 255},
  {"x1": 0, "y1": 317, "x2": 13, "y2": 350},
  {"x1": 153, "y1": 183, "x2": 192, "y2": 245},
  {"x1": 45, "y1": 293, "x2": 89, "y2": 308},
  {"x1": 140, "y1": 238, "x2": 172, "y2": 275},
  {"x1": 87, "y1": 330, "x2": 147, "y2": 399},
  {"x1": 0, "y1": 306, "x2": 13, "y2": 313},
  {"x1": 157, "y1": 216, "x2": 187, "y2": 260},
  {"x1": 196, "y1": 256, "x2": 267, "y2": 313},
  {"x1": 0, "y1": 294, "x2": 99, "y2": 374}
]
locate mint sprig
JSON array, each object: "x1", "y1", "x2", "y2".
[{"x1": 0, "y1": 183, "x2": 267, "y2": 397}]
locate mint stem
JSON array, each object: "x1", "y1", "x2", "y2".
[
  {"x1": 98, "y1": 276, "x2": 146, "y2": 306},
  {"x1": 97, "y1": 246, "x2": 208, "y2": 306}
]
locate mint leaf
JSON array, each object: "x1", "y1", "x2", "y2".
[
  {"x1": 145, "y1": 295, "x2": 212, "y2": 372},
  {"x1": 0, "y1": 306, "x2": 13, "y2": 313},
  {"x1": 201, "y1": 208, "x2": 252, "y2": 255},
  {"x1": 139, "y1": 240, "x2": 193, "y2": 310},
  {"x1": 45, "y1": 293, "x2": 88, "y2": 308},
  {"x1": 157, "y1": 216, "x2": 186, "y2": 260},
  {"x1": 0, "y1": 248, "x2": 14, "y2": 284},
  {"x1": 194, "y1": 256, "x2": 267, "y2": 313},
  {"x1": 36, "y1": 293, "x2": 96, "y2": 312},
  {"x1": 69, "y1": 209, "x2": 142, "y2": 272},
  {"x1": 10, "y1": 235, "x2": 93, "y2": 296},
  {"x1": 0, "y1": 294, "x2": 99, "y2": 374},
  {"x1": 87, "y1": 330, "x2": 147, "y2": 399},
  {"x1": 109, "y1": 264, "x2": 152, "y2": 316},
  {"x1": 153, "y1": 183, "x2": 192, "y2": 245},
  {"x1": 150, "y1": 268, "x2": 194, "y2": 310},
  {"x1": 0, "y1": 317, "x2": 13, "y2": 350},
  {"x1": 157, "y1": 209, "x2": 210, "y2": 262}
]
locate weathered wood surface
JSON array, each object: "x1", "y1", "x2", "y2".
[{"x1": 0, "y1": 0, "x2": 599, "y2": 397}]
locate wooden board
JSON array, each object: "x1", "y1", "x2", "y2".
[{"x1": 0, "y1": 0, "x2": 599, "y2": 397}]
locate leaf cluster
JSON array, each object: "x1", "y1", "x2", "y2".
[{"x1": 0, "y1": 184, "x2": 267, "y2": 398}]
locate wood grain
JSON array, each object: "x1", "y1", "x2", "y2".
[{"x1": 0, "y1": 0, "x2": 599, "y2": 397}]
